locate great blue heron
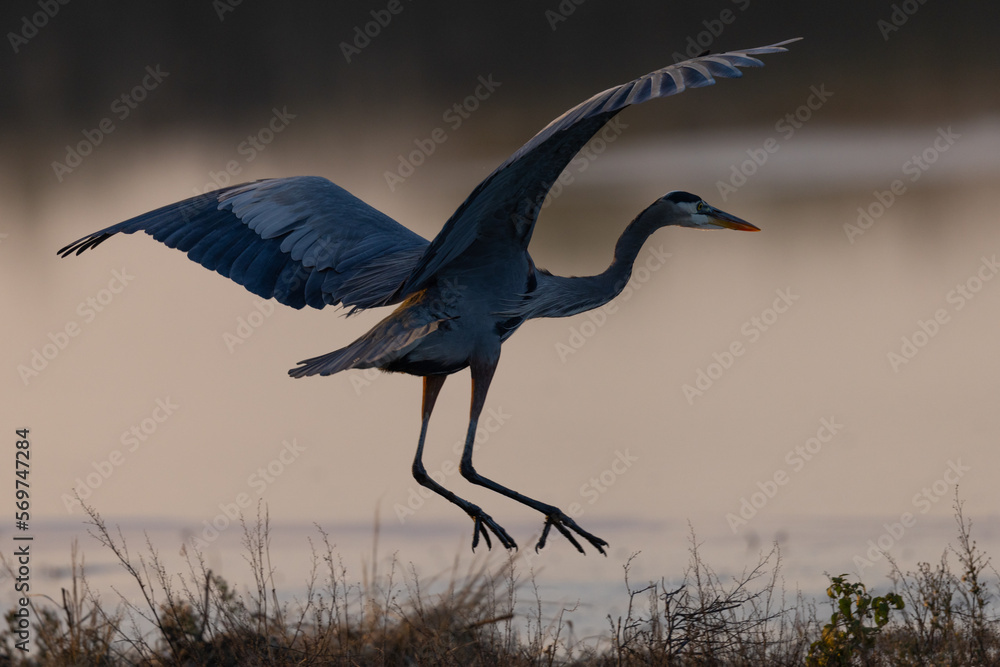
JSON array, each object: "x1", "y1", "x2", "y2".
[{"x1": 59, "y1": 39, "x2": 798, "y2": 555}]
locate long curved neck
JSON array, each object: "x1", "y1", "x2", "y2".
[
  {"x1": 602, "y1": 213, "x2": 660, "y2": 294},
  {"x1": 522, "y1": 208, "x2": 667, "y2": 320}
]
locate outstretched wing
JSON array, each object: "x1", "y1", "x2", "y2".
[
  {"x1": 58, "y1": 176, "x2": 428, "y2": 311},
  {"x1": 394, "y1": 39, "x2": 800, "y2": 298}
]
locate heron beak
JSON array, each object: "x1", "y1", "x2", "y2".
[{"x1": 708, "y1": 206, "x2": 760, "y2": 232}]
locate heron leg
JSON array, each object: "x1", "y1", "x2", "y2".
[
  {"x1": 460, "y1": 359, "x2": 608, "y2": 556},
  {"x1": 412, "y1": 374, "x2": 517, "y2": 551}
]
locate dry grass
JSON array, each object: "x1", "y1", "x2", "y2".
[{"x1": 2, "y1": 492, "x2": 999, "y2": 665}]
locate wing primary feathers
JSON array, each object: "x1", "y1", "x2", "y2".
[
  {"x1": 395, "y1": 39, "x2": 800, "y2": 299},
  {"x1": 58, "y1": 176, "x2": 430, "y2": 312}
]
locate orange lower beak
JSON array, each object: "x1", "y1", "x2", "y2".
[{"x1": 709, "y1": 206, "x2": 760, "y2": 231}]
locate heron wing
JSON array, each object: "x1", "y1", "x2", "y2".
[
  {"x1": 58, "y1": 176, "x2": 429, "y2": 311},
  {"x1": 394, "y1": 39, "x2": 799, "y2": 297}
]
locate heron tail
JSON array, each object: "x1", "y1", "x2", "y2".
[{"x1": 288, "y1": 320, "x2": 443, "y2": 378}]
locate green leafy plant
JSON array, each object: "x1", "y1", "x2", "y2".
[{"x1": 807, "y1": 574, "x2": 904, "y2": 666}]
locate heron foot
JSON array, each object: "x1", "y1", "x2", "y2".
[
  {"x1": 536, "y1": 511, "x2": 608, "y2": 556},
  {"x1": 467, "y1": 505, "x2": 518, "y2": 552}
]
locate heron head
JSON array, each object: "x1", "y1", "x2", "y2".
[{"x1": 651, "y1": 191, "x2": 759, "y2": 232}]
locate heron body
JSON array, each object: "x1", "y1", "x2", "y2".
[
  {"x1": 292, "y1": 244, "x2": 531, "y2": 378},
  {"x1": 60, "y1": 39, "x2": 799, "y2": 554}
]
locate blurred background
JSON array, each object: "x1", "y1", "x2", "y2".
[{"x1": 3, "y1": 0, "x2": 1000, "y2": 638}]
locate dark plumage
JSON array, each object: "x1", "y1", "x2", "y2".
[{"x1": 59, "y1": 39, "x2": 797, "y2": 554}]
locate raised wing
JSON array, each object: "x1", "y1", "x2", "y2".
[
  {"x1": 58, "y1": 176, "x2": 428, "y2": 311},
  {"x1": 393, "y1": 39, "x2": 800, "y2": 298}
]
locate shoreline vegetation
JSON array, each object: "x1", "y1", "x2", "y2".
[{"x1": 3, "y1": 492, "x2": 998, "y2": 665}]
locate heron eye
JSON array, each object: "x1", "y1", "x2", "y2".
[{"x1": 696, "y1": 202, "x2": 705, "y2": 212}]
